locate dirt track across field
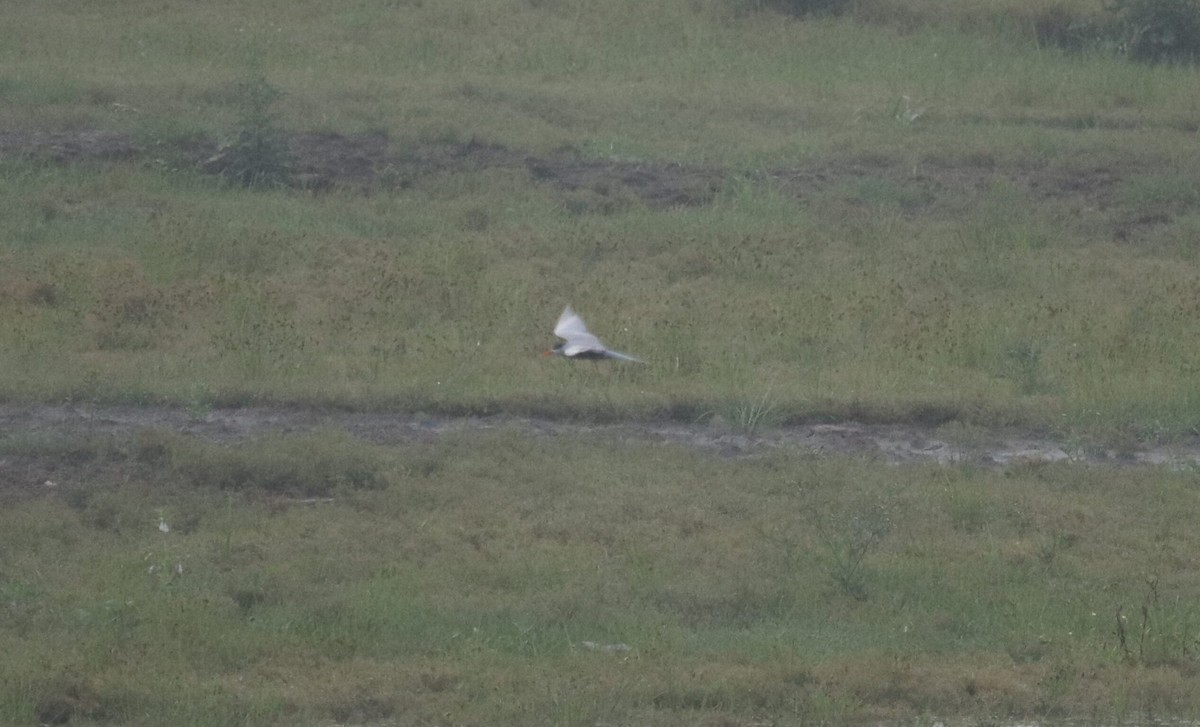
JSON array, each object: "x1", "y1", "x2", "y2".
[{"x1": 2, "y1": 404, "x2": 1199, "y2": 470}]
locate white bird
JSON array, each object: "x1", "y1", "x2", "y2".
[{"x1": 544, "y1": 306, "x2": 643, "y2": 362}]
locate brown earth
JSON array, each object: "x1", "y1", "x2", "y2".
[{"x1": 0, "y1": 128, "x2": 1174, "y2": 240}]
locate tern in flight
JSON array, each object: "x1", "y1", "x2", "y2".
[{"x1": 544, "y1": 306, "x2": 643, "y2": 362}]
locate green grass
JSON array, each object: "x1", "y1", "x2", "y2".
[
  {"x1": 3, "y1": 0, "x2": 1200, "y2": 436},
  {"x1": 5, "y1": 153, "x2": 1200, "y2": 436},
  {"x1": 3, "y1": 0, "x2": 1200, "y2": 156},
  {"x1": 3, "y1": 429, "x2": 1200, "y2": 725}
]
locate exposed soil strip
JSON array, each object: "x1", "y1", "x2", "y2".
[
  {"x1": 0, "y1": 129, "x2": 1172, "y2": 240},
  {"x1": 2, "y1": 404, "x2": 1199, "y2": 469}
]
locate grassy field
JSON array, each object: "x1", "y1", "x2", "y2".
[
  {"x1": 2, "y1": 0, "x2": 1200, "y2": 436},
  {"x1": 5, "y1": 0, "x2": 1200, "y2": 724},
  {"x1": 4, "y1": 429, "x2": 1200, "y2": 726}
]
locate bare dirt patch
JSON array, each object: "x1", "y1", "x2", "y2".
[
  {"x1": 528, "y1": 155, "x2": 725, "y2": 209},
  {"x1": 2, "y1": 405, "x2": 1198, "y2": 495},
  {"x1": 0, "y1": 129, "x2": 138, "y2": 163},
  {"x1": 0, "y1": 128, "x2": 1179, "y2": 238}
]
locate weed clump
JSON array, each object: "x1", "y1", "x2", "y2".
[
  {"x1": 813, "y1": 503, "x2": 892, "y2": 600},
  {"x1": 211, "y1": 73, "x2": 293, "y2": 187}
]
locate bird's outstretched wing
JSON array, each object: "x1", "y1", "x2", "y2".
[
  {"x1": 550, "y1": 305, "x2": 644, "y2": 362},
  {"x1": 554, "y1": 306, "x2": 604, "y2": 352}
]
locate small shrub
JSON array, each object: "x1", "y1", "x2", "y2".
[
  {"x1": 818, "y1": 506, "x2": 891, "y2": 600},
  {"x1": 216, "y1": 73, "x2": 293, "y2": 187},
  {"x1": 1112, "y1": 0, "x2": 1200, "y2": 63},
  {"x1": 792, "y1": 492, "x2": 894, "y2": 601}
]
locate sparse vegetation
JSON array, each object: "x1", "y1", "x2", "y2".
[
  {"x1": 813, "y1": 495, "x2": 894, "y2": 601},
  {"x1": 2, "y1": 431, "x2": 1200, "y2": 725}
]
